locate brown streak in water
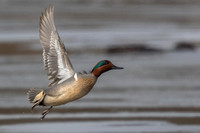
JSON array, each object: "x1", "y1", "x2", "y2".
[
  {"x1": 0, "y1": 107, "x2": 200, "y2": 114},
  {"x1": 0, "y1": 42, "x2": 41, "y2": 55},
  {"x1": 0, "y1": 117, "x2": 199, "y2": 126}
]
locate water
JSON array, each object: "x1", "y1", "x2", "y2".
[{"x1": 0, "y1": 1, "x2": 200, "y2": 133}]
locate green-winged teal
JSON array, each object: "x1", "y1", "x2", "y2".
[{"x1": 27, "y1": 6, "x2": 123, "y2": 119}]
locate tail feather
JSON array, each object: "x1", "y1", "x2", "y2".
[{"x1": 27, "y1": 89, "x2": 44, "y2": 103}]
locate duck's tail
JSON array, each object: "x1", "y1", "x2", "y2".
[{"x1": 27, "y1": 88, "x2": 45, "y2": 109}]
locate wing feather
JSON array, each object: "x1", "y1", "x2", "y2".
[{"x1": 39, "y1": 6, "x2": 75, "y2": 86}]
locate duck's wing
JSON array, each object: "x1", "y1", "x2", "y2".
[{"x1": 39, "y1": 6, "x2": 75, "y2": 86}]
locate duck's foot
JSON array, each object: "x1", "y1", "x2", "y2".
[
  {"x1": 31, "y1": 91, "x2": 45, "y2": 110},
  {"x1": 31, "y1": 101, "x2": 40, "y2": 110},
  {"x1": 41, "y1": 106, "x2": 53, "y2": 120}
]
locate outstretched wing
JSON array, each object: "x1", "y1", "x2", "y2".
[{"x1": 39, "y1": 6, "x2": 75, "y2": 86}]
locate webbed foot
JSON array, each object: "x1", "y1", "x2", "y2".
[{"x1": 41, "y1": 106, "x2": 53, "y2": 120}]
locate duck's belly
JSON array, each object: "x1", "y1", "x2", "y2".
[{"x1": 43, "y1": 77, "x2": 96, "y2": 106}]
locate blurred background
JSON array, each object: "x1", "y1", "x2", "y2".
[{"x1": 0, "y1": 0, "x2": 200, "y2": 133}]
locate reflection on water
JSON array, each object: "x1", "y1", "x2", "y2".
[{"x1": 0, "y1": 0, "x2": 200, "y2": 133}]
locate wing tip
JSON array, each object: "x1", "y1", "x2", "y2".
[
  {"x1": 49, "y1": 5, "x2": 54, "y2": 12},
  {"x1": 40, "y1": 5, "x2": 55, "y2": 24},
  {"x1": 45, "y1": 5, "x2": 54, "y2": 16},
  {"x1": 39, "y1": 4, "x2": 56, "y2": 43}
]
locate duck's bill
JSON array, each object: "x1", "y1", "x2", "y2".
[{"x1": 112, "y1": 65, "x2": 124, "y2": 70}]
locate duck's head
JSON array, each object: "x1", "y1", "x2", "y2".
[{"x1": 91, "y1": 60, "x2": 123, "y2": 77}]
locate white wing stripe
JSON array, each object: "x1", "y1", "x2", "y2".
[{"x1": 74, "y1": 73, "x2": 78, "y2": 81}]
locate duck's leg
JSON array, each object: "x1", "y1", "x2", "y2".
[
  {"x1": 41, "y1": 106, "x2": 53, "y2": 120},
  {"x1": 32, "y1": 99, "x2": 44, "y2": 110}
]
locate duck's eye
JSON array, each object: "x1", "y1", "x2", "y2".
[{"x1": 103, "y1": 60, "x2": 109, "y2": 65}]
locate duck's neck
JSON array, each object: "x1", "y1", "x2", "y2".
[{"x1": 92, "y1": 68, "x2": 102, "y2": 77}]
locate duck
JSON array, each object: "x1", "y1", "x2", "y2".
[{"x1": 27, "y1": 5, "x2": 123, "y2": 120}]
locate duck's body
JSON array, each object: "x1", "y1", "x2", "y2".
[
  {"x1": 27, "y1": 6, "x2": 123, "y2": 119},
  {"x1": 43, "y1": 73, "x2": 97, "y2": 106}
]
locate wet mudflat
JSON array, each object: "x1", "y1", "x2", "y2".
[
  {"x1": 0, "y1": 0, "x2": 200, "y2": 133},
  {"x1": 0, "y1": 50, "x2": 200, "y2": 133}
]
